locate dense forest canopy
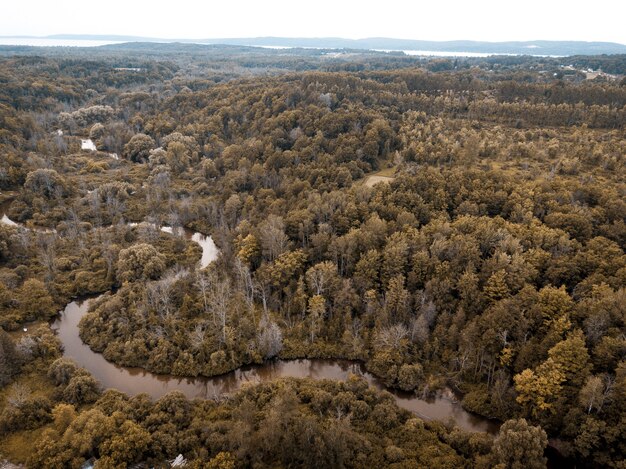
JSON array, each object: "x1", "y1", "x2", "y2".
[{"x1": 0, "y1": 46, "x2": 625, "y2": 468}]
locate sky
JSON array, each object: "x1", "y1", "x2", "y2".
[{"x1": 2, "y1": 0, "x2": 626, "y2": 44}]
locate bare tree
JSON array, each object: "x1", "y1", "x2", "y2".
[
  {"x1": 106, "y1": 193, "x2": 126, "y2": 221},
  {"x1": 254, "y1": 278, "x2": 270, "y2": 317},
  {"x1": 37, "y1": 234, "x2": 57, "y2": 281},
  {"x1": 7, "y1": 383, "x2": 31, "y2": 408},
  {"x1": 579, "y1": 374, "x2": 614, "y2": 414},
  {"x1": 196, "y1": 270, "x2": 231, "y2": 344},
  {"x1": 259, "y1": 215, "x2": 289, "y2": 261},
  {"x1": 189, "y1": 323, "x2": 208, "y2": 350},
  {"x1": 305, "y1": 261, "x2": 339, "y2": 296},
  {"x1": 146, "y1": 275, "x2": 176, "y2": 318},
  {"x1": 234, "y1": 257, "x2": 254, "y2": 311},
  {"x1": 64, "y1": 208, "x2": 83, "y2": 244},
  {"x1": 375, "y1": 324, "x2": 409, "y2": 351},
  {"x1": 87, "y1": 189, "x2": 102, "y2": 226},
  {"x1": 211, "y1": 278, "x2": 231, "y2": 345},
  {"x1": 257, "y1": 317, "x2": 283, "y2": 359},
  {"x1": 196, "y1": 271, "x2": 213, "y2": 316},
  {"x1": 410, "y1": 315, "x2": 430, "y2": 344}
]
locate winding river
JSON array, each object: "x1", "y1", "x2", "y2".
[{"x1": 1, "y1": 203, "x2": 499, "y2": 434}]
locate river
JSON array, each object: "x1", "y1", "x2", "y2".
[
  {"x1": 1, "y1": 202, "x2": 499, "y2": 434},
  {"x1": 52, "y1": 296, "x2": 498, "y2": 433}
]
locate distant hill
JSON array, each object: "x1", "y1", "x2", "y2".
[
  {"x1": 194, "y1": 38, "x2": 626, "y2": 56},
  {"x1": 7, "y1": 35, "x2": 626, "y2": 56}
]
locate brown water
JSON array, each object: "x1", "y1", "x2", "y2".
[
  {"x1": 2, "y1": 202, "x2": 498, "y2": 434},
  {"x1": 51, "y1": 295, "x2": 499, "y2": 434},
  {"x1": 160, "y1": 225, "x2": 218, "y2": 270}
]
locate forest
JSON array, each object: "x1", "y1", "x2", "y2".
[{"x1": 0, "y1": 46, "x2": 625, "y2": 468}]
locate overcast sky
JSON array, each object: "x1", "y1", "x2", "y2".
[{"x1": 2, "y1": 0, "x2": 625, "y2": 44}]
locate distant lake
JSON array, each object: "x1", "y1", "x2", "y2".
[
  {"x1": 0, "y1": 37, "x2": 123, "y2": 47},
  {"x1": 248, "y1": 45, "x2": 517, "y2": 57},
  {"x1": 392, "y1": 49, "x2": 505, "y2": 57},
  {"x1": 0, "y1": 38, "x2": 555, "y2": 57}
]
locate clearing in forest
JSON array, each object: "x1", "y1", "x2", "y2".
[{"x1": 362, "y1": 166, "x2": 397, "y2": 187}]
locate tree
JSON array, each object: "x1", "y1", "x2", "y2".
[
  {"x1": 236, "y1": 233, "x2": 260, "y2": 265},
  {"x1": 375, "y1": 324, "x2": 409, "y2": 353},
  {"x1": 52, "y1": 403, "x2": 76, "y2": 433},
  {"x1": 145, "y1": 273, "x2": 177, "y2": 318},
  {"x1": 305, "y1": 261, "x2": 340, "y2": 297},
  {"x1": 48, "y1": 358, "x2": 80, "y2": 386},
  {"x1": 548, "y1": 330, "x2": 591, "y2": 393},
  {"x1": 60, "y1": 408, "x2": 115, "y2": 462},
  {"x1": 492, "y1": 418, "x2": 547, "y2": 469},
  {"x1": 514, "y1": 358, "x2": 565, "y2": 417},
  {"x1": 457, "y1": 267, "x2": 483, "y2": 315},
  {"x1": 484, "y1": 270, "x2": 510, "y2": 303},
  {"x1": 384, "y1": 275, "x2": 411, "y2": 324},
  {"x1": 573, "y1": 416, "x2": 608, "y2": 461},
  {"x1": 353, "y1": 249, "x2": 381, "y2": 292},
  {"x1": 257, "y1": 318, "x2": 283, "y2": 359},
  {"x1": 165, "y1": 141, "x2": 190, "y2": 175},
  {"x1": 538, "y1": 285, "x2": 573, "y2": 323},
  {"x1": 308, "y1": 295, "x2": 325, "y2": 342},
  {"x1": 206, "y1": 452, "x2": 237, "y2": 469},
  {"x1": 259, "y1": 215, "x2": 289, "y2": 261},
  {"x1": 63, "y1": 374, "x2": 100, "y2": 405},
  {"x1": 99, "y1": 420, "x2": 151, "y2": 467},
  {"x1": 397, "y1": 363, "x2": 424, "y2": 391},
  {"x1": 116, "y1": 243, "x2": 166, "y2": 283},
  {"x1": 261, "y1": 249, "x2": 307, "y2": 292},
  {"x1": 123, "y1": 133, "x2": 155, "y2": 163},
  {"x1": 18, "y1": 279, "x2": 55, "y2": 321},
  {"x1": 89, "y1": 122, "x2": 106, "y2": 141},
  {"x1": 0, "y1": 224, "x2": 15, "y2": 261},
  {"x1": 578, "y1": 375, "x2": 607, "y2": 414},
  {"x1": 0, "y1": 330, "x2": 20, "y2": 387},
  {"x1": 24, "y1": 168, "x2": 65, "y2": 199},
  {"x1": 148, "y1": 147, "x2": 167, "y2": 168},
  {"x1": 59, "y1": 105, "x2": 114, "y2": 127},
  {"x1": 196, "y1": 269, "x2": 231, "y2": 345},
  {"x1": 381, "y1": 235, "x2": 409, "y2": 286}
]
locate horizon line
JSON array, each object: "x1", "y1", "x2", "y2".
[{"x1": 1, "y1": 34, "x2": 625, "y2": 46}]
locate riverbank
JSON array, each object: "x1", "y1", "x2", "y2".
[
  {"x1": 2, "y1": 205, "x2": 501, "y2": 434},
  {"x1": 54, "y1": 293, "x2": 500, "y2": 433}
]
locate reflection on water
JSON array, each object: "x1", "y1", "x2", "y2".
[
  {"x1": 129, "y1": 223, "x2": 218, "y2": 269},
  {"x1": 190, "y1": 231, "x2": 218, "y2": 269},
  {"x1": 52, "y1": 295, "x2": 499, "y2": 434}
]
